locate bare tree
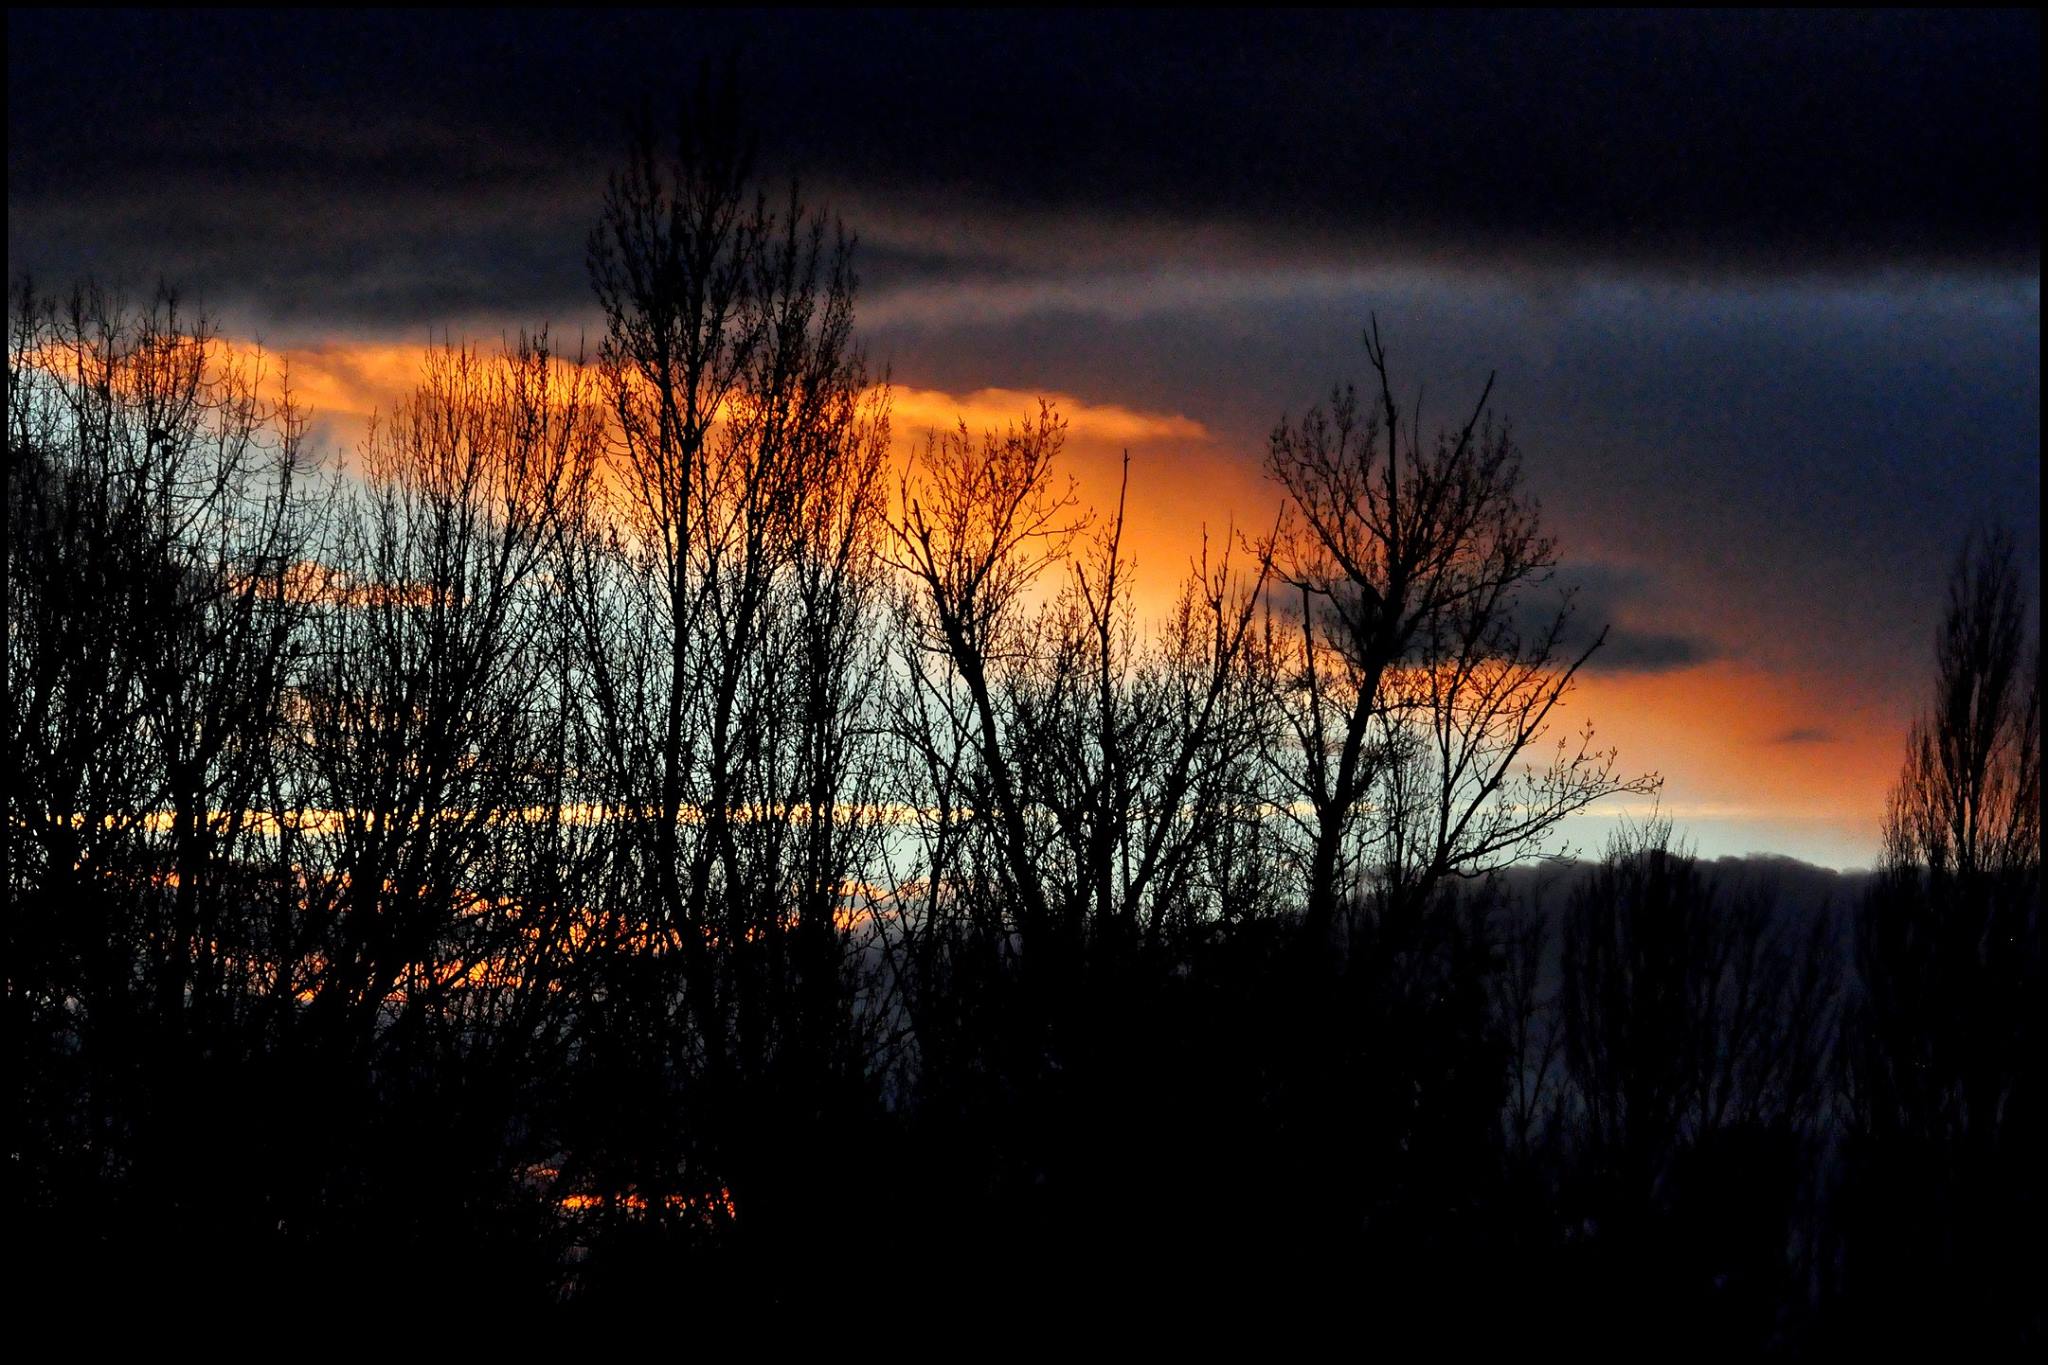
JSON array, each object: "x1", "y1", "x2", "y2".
[
  {"x1": 292, "y1": 336, "x2": 593, "y2": 1038},
  {"x1": 886, "y1": 403, "x2": 1085, "y2": 960},
  {"x1": 577, "y1": 71, "x2": 894, "y2": 1245},
  {"x1": 1851, "y1": 526, "x2": 2040, "y2": 1152},
  {"x1": 893, "y1": 430, "x2": 1276, "y2": 962},
  {"x1": 1882, "y1": 527, "x2": 2040, "y2": 883},
  {"x1": 1263, "y1": 318, "x2": 1655, "y2": 948},
  {"x1": 8, "y1": 278, "x2": 321, "y2": 1234},
  {"x1": 1559, "y1": 821, "x2": 1835, "y2": 1169},
  {"x1": 1830, "y1": 528, "x2": 2042, "y2": 1345}
]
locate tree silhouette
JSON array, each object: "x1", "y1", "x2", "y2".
[
  {"x1": 1550, "y1": 821, "x2": 1838, "y2": 1344},
  {"x1": 8, "y1": 279, "x2": 328, "y2": 1296},
  {"x1": 574, "y1": 70, "x2": 895, "y2": 1289},
  {"x1": 1883, "y1": 527, "x2": 2040, "y2": 882},
  {"x1": 1263, "y1": 318, "x2": 1656, "y2": 950},
  {"x1": 1837, "y1": 526, "x2": 2041, "y2": 1348}
]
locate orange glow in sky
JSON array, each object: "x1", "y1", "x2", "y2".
[{"x1": 238, "y1": 335, "x2": 1901, "y2": 867}]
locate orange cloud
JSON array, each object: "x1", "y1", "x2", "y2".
[
  {"x1": 266, "y1": 340, "x2": 436, "y2": 419},
  {"x1": 890, "y1": 385, "x2": 1208, "y2": 447}
]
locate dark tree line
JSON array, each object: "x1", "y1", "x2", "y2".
[{"x1": 8, "y1": 87, "x2": 2039, "y2": 1348}]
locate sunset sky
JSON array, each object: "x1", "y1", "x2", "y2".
[{"x1": 10, "y1": 10, "x2": 2038, "y2": 868}]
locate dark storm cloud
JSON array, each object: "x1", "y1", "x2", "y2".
[
  {"x1": 8, "y1": 10, "x2": 2039, "y2": 330},
  {"x1": 1524, "y1": 562, "x2": 1723, "y2": 676},
  {"x1": 12, "y1": 175, "x2": 600, "y2": 335}
]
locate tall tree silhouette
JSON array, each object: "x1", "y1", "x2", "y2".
[
  {"x1": 1839, "y1": 526, "x2": 2041, "y2": 1348},
  {"x1": 280, "y1": 334, "x2": 600, "y2": 1283},
  {"x1": 576, "y1": 70, "x2": 894, "y2": 1279},
  {"x1": 8, "y1": 280, "x2": 323, "y2": 1283}
]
